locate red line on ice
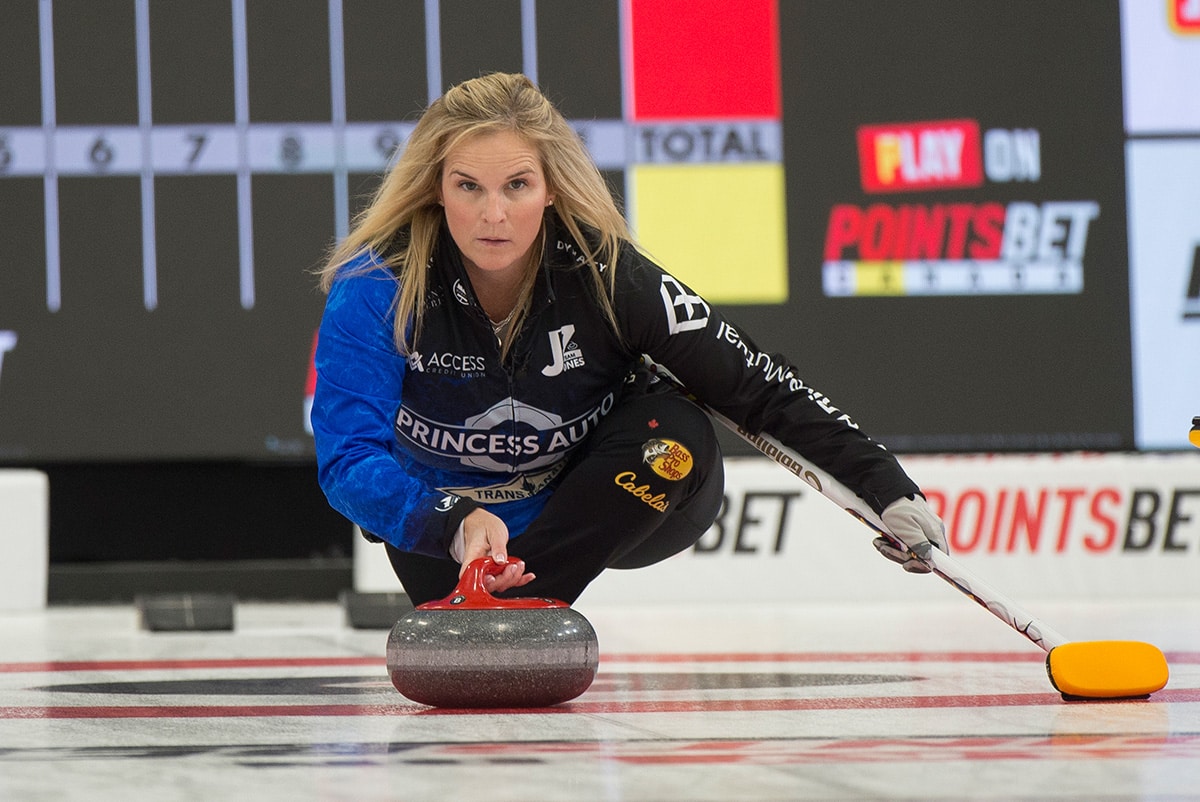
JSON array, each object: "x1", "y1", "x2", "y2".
[{"x1": 4, "y1": 687, "x2": 1199, "y2": 719}]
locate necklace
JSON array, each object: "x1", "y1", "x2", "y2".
[
  {"x1": 489, "y1": 306, "x2": 518, "y2": 344},
  {"x1": 489, "y1": 307, "x2": 515, "y2": 332}
]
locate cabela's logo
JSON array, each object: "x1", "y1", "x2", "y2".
[{"x1": 614, "y1": 471, "x2": 669, "y2": 511}]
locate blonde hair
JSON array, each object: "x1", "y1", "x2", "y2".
[{"x1": 319, "y1": 72, "x2": 630, "y2": 357}]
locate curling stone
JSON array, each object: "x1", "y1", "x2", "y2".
[{"x1": 386, "y1": 557, "x2": 599, "y2": 708}]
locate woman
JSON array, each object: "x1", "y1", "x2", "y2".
[{"x1": 312, "y1": 72, "x2": 945, "y2": 606}]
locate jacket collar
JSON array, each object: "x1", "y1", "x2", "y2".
[{"x1": 434, "y1": 215, "x2": 571, "y2": 318}]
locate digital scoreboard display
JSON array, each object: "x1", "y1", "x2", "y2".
[{"x1": 1, "y1": 0, "x2": 1195, "y2": 463}]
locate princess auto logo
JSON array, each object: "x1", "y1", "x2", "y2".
[
  {"x1": 660, "y1": 275, "x2": 710, "y2": 334},
  {"x1": 395, "y1": 393, "x2": 615, "y2": 472}
]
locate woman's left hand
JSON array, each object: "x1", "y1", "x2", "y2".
[{"x1": 875, "y1": 494, "x2": 949, "y2": 573}]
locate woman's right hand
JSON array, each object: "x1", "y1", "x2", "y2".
[{"x1": 454, "y1": 508, "x2": 536, "y2": 592}]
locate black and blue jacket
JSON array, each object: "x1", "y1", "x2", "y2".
[{"x1": 312, "y1": 217, "x2": 919, "y2": 558}]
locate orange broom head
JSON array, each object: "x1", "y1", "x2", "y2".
[{"x1": 1047, "y1": 641, "x2": 1169, "y2": 699}]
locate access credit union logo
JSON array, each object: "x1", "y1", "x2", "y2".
[{"x1": 856, "y1": 119, "x2": 983, "y2": 193}]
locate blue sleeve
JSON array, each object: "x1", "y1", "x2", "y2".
[{"x1": 311, "y1": 258, "x2": 474, "y2": 556}]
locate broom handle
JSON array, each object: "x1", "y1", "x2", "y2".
[{"x1": 650, "y1": 363, "x2": 1070, "y2": 652}]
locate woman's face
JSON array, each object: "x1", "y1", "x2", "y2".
[{"x1": 439, "y1": 130, "x2": 553, "y2": 283}]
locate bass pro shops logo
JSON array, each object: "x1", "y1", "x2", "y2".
[{"x1": 641, "y1": 438, "x2": 694, "y2": 481}]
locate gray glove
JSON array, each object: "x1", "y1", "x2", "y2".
[{"x1": 875, "y1": 494, "x2": 948, "y2": 574}]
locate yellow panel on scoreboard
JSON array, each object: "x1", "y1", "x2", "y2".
[
  {"x1": 853, "y1": 261, "x2": 906, "y2": 296},
  {"x1": 631, "y1": 163, "x2": 787, "y2": 304}
]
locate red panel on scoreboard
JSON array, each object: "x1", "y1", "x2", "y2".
[{"x1": 628, "y1": 0, "x2": 780, "y2": 120}]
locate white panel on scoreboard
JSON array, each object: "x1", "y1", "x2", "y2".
[
  {"x1": 53, "y1": 127, "x2": 144, "y2": 175},
  {"x1": 149, "y1": 126, "x2": 240, "y2": 174},
  {"x1": 0, "y1": 129, "x2": 47, "y2": 176}
]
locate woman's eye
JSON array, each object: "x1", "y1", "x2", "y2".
[
  {"x1": 458, "y1": 181, "x2": 478, "y2": 191},
  {"x1": 508, "y1": 179, "x2": 527, "y2": 190}
]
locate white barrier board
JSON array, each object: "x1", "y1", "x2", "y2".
[
  {"x1": 0, "y1": 469, "x2": 49, "y2": 611},
  {"x1": 354, "y1": 452, "x2": 1200, "y2": 605}
]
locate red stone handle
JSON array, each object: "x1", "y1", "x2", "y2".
[{"x1": 416, "y1": 556, "x2": 568, "y2": 610}]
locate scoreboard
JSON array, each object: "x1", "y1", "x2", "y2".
[{"x1": 1, "y1": 0, "x2": 1196, "y2": 463}]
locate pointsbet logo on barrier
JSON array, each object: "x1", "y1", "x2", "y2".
[
  {"x1": 583, "y1": 453, "x2": 1200, "y2": 605},
  {"x1": 350, "y1": 452, "x2": 1200, "y2": 606}
]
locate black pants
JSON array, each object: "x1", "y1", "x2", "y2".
[{"x1": 385, "y1": 381, "x2": 725, "y2": 605}]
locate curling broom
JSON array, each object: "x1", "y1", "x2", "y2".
[{"x1": 648, "y1": 362, "x2": 1169, "y2": 700}]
